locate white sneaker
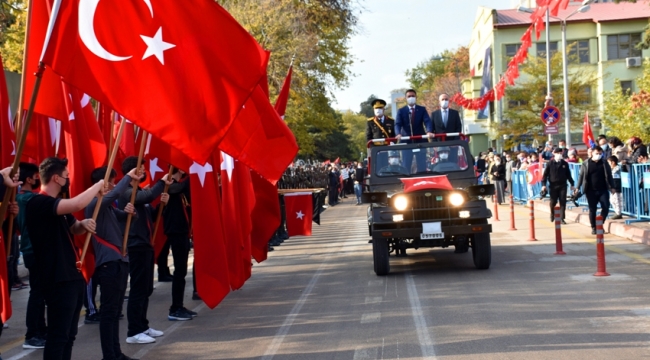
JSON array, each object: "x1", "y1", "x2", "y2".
[
  {"x1": 144, "y1": 328, "x2": 164, "y2": 338},
  {"x1": 3, "y1": 323, "x2": 8, "y2": 328},
  {"x1": 126, "y1": 332, "x2": 156, "y2": 344}
]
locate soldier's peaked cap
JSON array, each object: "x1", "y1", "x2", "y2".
[
  {"x1": 388, "y1": 150, "x2": 400, "y2": 157},
  {"x1": 371, "y1": 99, "x2": 387, "y2": 109}
]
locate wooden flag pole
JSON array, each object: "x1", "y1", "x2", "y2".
[
  {"x1": 151, "y1": 165, "x2": 174, "y2": 247},
  {"x1": 77, "y1": 119, "x2": 127, "y2": 268},
  {"x1": 0, "y1": 62, "x2": 46, "y2": 252},
  {"x1": 121, "y1": 130, "x2": 148, "y2": 256}
]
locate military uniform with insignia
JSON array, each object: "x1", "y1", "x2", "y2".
[{"x1": 365, "y1": 99, "x2": 396, "y2": 144}]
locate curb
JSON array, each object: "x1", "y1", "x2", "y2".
[{"x1": 532, "y1": 199, "x2": 650, "y2": 245}]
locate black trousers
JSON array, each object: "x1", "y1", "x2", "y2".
[
  {"x1": 586, "y1": 189, "x2": 610, "y2": 228},
  {"x1": 96, "y1": 261, "x2": 129, "y2": 360},
  {"x1": 43, "y1": 279, "x2": 84, "y2": 360},
  {"x1": 549, "y1": 185, "x2": 568, "y2": 220},
  {"x1": 156, "y1": 238, "x2": 172, "y2": 276},
  {"x1": 168, "y1": 233, "x2": 190, "y2": 312},
  {"x1": 23, "y1": 253, "x2": 47, "y2": 340},
  {"x1": 127, "y1": 248, "x2": 154, "y2": 337}
]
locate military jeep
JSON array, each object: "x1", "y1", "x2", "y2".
[{"x1": 363, "y1": 134, "x2": 495, "y2": 276}]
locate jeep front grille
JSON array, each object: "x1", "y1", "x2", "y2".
[{"x1": 407, "y1": 192, "x2": 450, "y2": 221}]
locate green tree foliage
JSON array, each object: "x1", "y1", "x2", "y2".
[
  {"x1": 495, "y1": 49, "x2": 598, "y2": 149},
  {"x1": 312, "y1": 111, "x2": 354, "y2": 161},
  {"x1": 341, "y1": 109, "x2": 367, "y2": 160},
  {"x1": 218, "y1": 0, "x2": 360, "y2": 156},
  {"x1": 603, "y1": 58, "x2": 650, "y2": 141},
  {"x1": 358, "y1": 94, "x2": 378, "y2": 118},
  {"x1": 0, "y1": 0, "x2": 26, "y2": 72}
]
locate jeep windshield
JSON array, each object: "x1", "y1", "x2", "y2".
[{"x1": 374, "y1": 145, "x2": 470, "y2": 177}]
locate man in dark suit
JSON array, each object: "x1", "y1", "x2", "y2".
[
  {"x1": 395, "y1": 89, "x2": 433, "y2": 173},
  {"x1": 431, "y1": 93, "x2": 463, "y2": 140},
  {"x1": 365, "y1": 99, "x2": 395, "y2": 142}
]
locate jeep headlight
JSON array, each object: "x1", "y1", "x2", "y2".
[
  {"x1": 449, "y1": 193, "x2": 465, "y2": 206},
  {"x1": 393, "y1": 196, "x2": 408, "y2": 211}
]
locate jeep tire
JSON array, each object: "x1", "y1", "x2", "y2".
[
  {"x1": 472, "y1": 233, "x2": 491, "y2": 270},
  {"x1": 372, "y1": 237, "x2": 390, "y2": 276}
]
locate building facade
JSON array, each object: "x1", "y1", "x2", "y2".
[{"x1": 465, "y1": 1, "x2": 650, "y2": 152}]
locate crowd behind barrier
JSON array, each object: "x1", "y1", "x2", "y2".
[{"x1": 510, "y1": 162, "x2": 650, "y2": 223}]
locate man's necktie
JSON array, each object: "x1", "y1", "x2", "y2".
[
  {"x1": 410, "y1": 107, "x2": 415, "y2": 128},
  {"x1": 443, "y1": 110, "x2": 448, "y2": 128}
]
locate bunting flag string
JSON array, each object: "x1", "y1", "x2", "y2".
[{"x1": 451, "y1": 0, "x2": 569, "y2": 111}]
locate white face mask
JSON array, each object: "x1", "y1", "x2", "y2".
[
  {"x1": 495, "y1": 160, "x2": 501, "y2": 165},
  {"x1": 389, "y1": 158, "x2": 400, "y2": 166},
  {"x1": 374, "y1": 108, "x2": 384, "y2": 117},
  {"x1": 439, "y1": 153, "x2": 449, "y2": 160},
  {"x1": 592, "y1": 153, "x2": 602, "y2": 161},
  {"x1": 440, "y1": 100, "x2": 449, "y2": 109},
  {"x1": 406, "y1": 97, "x2": 416, "y2": 106},
  {"x1": 554, "y1": 154, "x2": 562, "y2": 161}
]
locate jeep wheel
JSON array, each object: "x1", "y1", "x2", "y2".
[
  {"x1": 372, "y1": 237, "x2": 390, "y2": 276},
  {"x1": 472, "y1": 233, "x2": 491, "y2": 270}
]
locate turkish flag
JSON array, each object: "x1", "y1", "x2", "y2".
[
  {"x1": 220, "y1": 152, "x2": 255, "y2": 289},
  {"x1": 0, "y1": 54, "x2": 15, "y2": 168},
  {"x1": 97, "y1": 102, "x2": 114, "y2": 153},
  {"x1": 23, "y1": 0, "x2": 68, "y2": 121},
  {"x1": 284, "y1": 192, "x2": 313, "y2": 236},
  {"x1": 583, "y1": 111, "x2": 596, "y2": 148},
  {"x1": 400, "y1": 176, "x2": 453, "y2": 193},
  {"x1": 0, "y1": 232, "x2": 11, "y2": 323},
  {"x1": 250, "y1": 171, "x2": 280, "y2": 263},
  {"x1": 114, "y1": 117, "x2": 135, "y2": 169},
  {"x1": 527, "y1": 163, "x2": 544, "y2": 185},
  {"x1": 41, "y1": 0, "x2": 269, "y2": 164},
  {"x1": 144, "y1": 133, "x2": 191, "y2": 175},
  {"x1": 189, "y1": 157, "x2": 231, "y2": 308},
  {"x1": 274, "y1": 65, "x2": 293, "y2": 119},
  {"x1": 22, "y1": 113, "x2": 60, "y2": 164},
  {"x1": 218, "y1": 79, "x2": 298, "y2": 184}
]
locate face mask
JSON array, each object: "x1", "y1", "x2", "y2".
[
  {"x1": 559, "y1": 145, "x2": 565, "y2": 149},
  {"x1": 439, "y1": 153, "x2": 449, "y2": 160},
  {"x1": 389, "y1": 158, "x2": 399, "y2": 166},
  {"x1": 495, "y1": 160, "x2": 501, "y2": 165},
  {"x1": 406, "y1": 97, "x2": 416, "y2": 106},
  {"x1": 440, "y1": 100, "x2": 449, "y2": 109},
  {"x1": 601, "y1": 143, "x2": 608, "y2": 149},
  {"x1": 59, "y1": 177, "x2": 70, "y2": 194},
  {"x1": 592, "y1": 154, "x2": 602, "y2": 161},
  {"x1": 554, "y1": 154, "x2": 562, "y2": 161},
  {"x1": 506, "y1": 157, "x2": 511, "y2": 161},
  {"x1": 374, "y1": 109, "x2": 384, "y2": 117}
]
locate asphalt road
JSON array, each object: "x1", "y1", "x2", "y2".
[{"x1": 2, "y1": 198, "x2": 650, "y2": 359}]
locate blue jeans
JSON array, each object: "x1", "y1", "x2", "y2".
[{"x1": 354, "y1": 183, "x2": 362, "y2": 203}]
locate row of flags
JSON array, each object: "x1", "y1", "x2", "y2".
[{"x1": 0, "y1": 0, "x2": 301, "y2": 319}]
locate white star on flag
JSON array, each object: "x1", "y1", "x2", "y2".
[
  {"x1": 149, "y1": 158, "x2": 163, "y2": 182},
  {"x1": 141, "y1": 27, "x2": 176, "y2": 65},
  {"x1": 190, "y1": 161, "x2": 213, "y2": 187},
  {"x1": 296, "y1": 211, "x2": 305, "y2": 219},
  {"x1": 220, "y1": 152, "x2": 234, "y2": 181},
  {"x1": 80, "y1": 93, "x2": 91, "y2": 108}
]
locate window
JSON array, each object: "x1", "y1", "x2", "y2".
[
  {"x1": 620, "y1": 80, "x2": 633, "y2": 95},
  {"x1": 537, "y1": 42, "x2": 558, "y2": 58},
  {"x1": 579, "y1": 86, "x2": 592, "y2": 104},
  {"x1": 568, "y1": 40, "x2": 590, "y2": 64},
  {"x1": 607, "y1": 33, "x2": 642, "y2": 60},
  {"x1": 505, "y1": 44, "x2": 521, "y2": 58}
]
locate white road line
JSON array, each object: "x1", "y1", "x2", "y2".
[
  {"x1": 365, "y1": 296, "x2": 382, "y2": 304},
  {"x1": 260, "y1": 258, "x2": 328, "y2": 360},
  {"x1": 360, "y1": 312, "x2": 381, "y2": 324},
  {"x1": 405, "y1": 272, "x2": 436, "y2": 360},
  {"x1": 353, "y1": 347, "x2": 378, "y2": 360}
]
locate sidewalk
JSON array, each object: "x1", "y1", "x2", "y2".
[{"x1": 526, "y1": 198, "x2": 650, "y2": 245}]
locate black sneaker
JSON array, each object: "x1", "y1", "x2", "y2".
[
  {"x1": 158, "y1": 275, "x2": 173, "y2": 282},
  {"x1": 84, "y1": 313, "x2": 100, "y2": 324},
  {"x1": 181, "y1": 307, "x2": 197, "y2": 317},
  {"x1": 168, "y1": 310, "x2": 192, "y2": 321},
  {"x1": 192, "y1": 292, "x2": 202, "y2": 301},
  {"x1": 119, "y1": 354, "x2": 139, "y2": 360},
  {"x1": 591, "y1": 228, "x2": 597, "y2": 235},
  {"x1": 23, "y1": 337, "x2": 46, "y2": 349}
]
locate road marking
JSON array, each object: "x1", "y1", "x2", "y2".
[
  {"x1": 365, "y1": 296, "x2": 382, "y2": 304},
  {"x1": 570, "y1": 273, "x2": 633, "y2": 282},
  {"x1": 405, "y1": 272, "x2": 436, "y2": 360},
  {"x1": 260, "y1": 259, "x2": 328, "y2": 360},
  {"x1": 353, "y1": 347, "x2": 378, "y2": 360},
  {"x1": 368, "y1": 280, "x2": 383, "y2": 287},
  {"x1": 360, "y1": 312, "x2": 381, "y2": 324}
]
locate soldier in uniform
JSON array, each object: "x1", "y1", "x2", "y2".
[
  {"x1": 378, "y1": 151, "x2": 409, "y2": 176},
  {"x1": 366, "y1": 99, "x2": 395, "y2": 142}
]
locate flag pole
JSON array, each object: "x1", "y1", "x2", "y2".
[
  {"x1": 0, "y1": 62, "x2": 46, "y2": 251},
  {"x1": 121, "y1": 130, "x2": 148, "y2": 256},
  {"x1": 151, "y1": 165, "x2": 174, "y2": 247},
  {"x1": 78, "y1": 119, "x2": 127, "y2": 268}
]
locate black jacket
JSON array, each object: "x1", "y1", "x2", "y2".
[
  {"x1": 542, "y1": 159, "x2": 574, "y2": 187},
  {"x1": 430, "y1": 108, "x2": 462, "y2": 140},
  {"x1": 366, "y1": 116, "x2": 396, "y2": 142},
  {"x1": 118, "y1": 180, "x2": 165, "y2": 249},
  {"x1": 576, "y1": 159, "x2": 614, "y2": 193},
  {"x1": 162, "y1": 178, "x2": 191, "y2": 236}
]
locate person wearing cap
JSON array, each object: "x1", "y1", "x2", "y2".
[
  {"x1": 541, "y1": 148, "x2": 575, "y2": 224},
  {"x1": 431, "y1": 146, "x2": 460, "y2": 173},
  {"x1": 365, "y1": 99, "x2": 395, "y2": 142},
  {"x1": 395, "y1": 89, "x2": 433, "y2": 173},
  {"x1": 378, "y1": 150, "x2": 408, "y2": 176}
]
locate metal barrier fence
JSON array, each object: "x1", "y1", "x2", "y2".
[{"x1": 511, "y1": 162, "x2": 646, "y2": 223}]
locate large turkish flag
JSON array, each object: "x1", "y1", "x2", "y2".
[
  {"x1": 250, "y1": 171, "x2": 280, "y2": 263},
  {"x1": 284, "y1": 193, "x2": 313, "y2": 237},
  {"x1": 41, "y1": 0, "x2": 268, "y2": 164}
]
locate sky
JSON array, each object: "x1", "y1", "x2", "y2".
[{"x1": 331, "y1": 0, "x2": 514, "y2": 112}]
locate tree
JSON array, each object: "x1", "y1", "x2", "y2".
[
  {"x1": 358, "y1": 94, "x2": 378, "y2": 118},
  {"x1": 494, "y1": 49, "x2": 599, "y2": 149},
  {"x1": 341, "y1": 109, "x2": 367, "y2": 160},
  {"x1": 0, "y1": 0, "x2": 26, "y2": 72},
  {"x1": 603, "y1": 58, "x2": 650, "y2": 141}
]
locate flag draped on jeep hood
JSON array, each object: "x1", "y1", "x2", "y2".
[{"x1": 400, "y1": 176, "x2": 453, "y2": 193}]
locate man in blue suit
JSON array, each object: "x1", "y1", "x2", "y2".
[{"x1": 395, "y1": 89, "x2": 434, "y2": 174}]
